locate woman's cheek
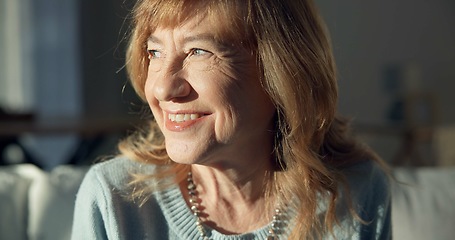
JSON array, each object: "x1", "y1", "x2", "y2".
[
  {"x1": 148, "y1": 59, "x2": 163, "y2": 72},
  {"x1": 185, "y1": 57, "x2": 218, "y2": 72}
]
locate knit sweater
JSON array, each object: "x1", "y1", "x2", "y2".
[{"x1": 71, "y1": 157, "x2": 391, "y2": 240}]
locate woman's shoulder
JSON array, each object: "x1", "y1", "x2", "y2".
[
  {"x1": 328, "y1": 160, "x2": 392, "y2": 239},
  {"x1": 83, "y1": 156, "x2": 157, "y2": 191},
  {"x1": 340, "y1": 159, "x2": 391, "y2": 202},
  {"x1": 341, "y1": 159, "x2": 389, "y2": 183},
  {"x1": 89, "y1": 156, "x2": 154, "y2": 173},
  {"x1": 73, "y1": 157, "x2": 173, "y2": 239}
]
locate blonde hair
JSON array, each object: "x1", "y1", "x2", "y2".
[{"x1": 120, "y1": 0, "x2": 379, "y2": 239}]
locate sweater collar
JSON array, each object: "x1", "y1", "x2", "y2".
[{"x1": 156, "y1": 184, "x2": 272, "y2": 240}]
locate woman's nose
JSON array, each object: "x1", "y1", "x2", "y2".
[{"x1": 152, "y1": 59, "x2": 191, "y2": 102}]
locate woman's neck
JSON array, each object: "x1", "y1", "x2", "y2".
[{"x1": 181, "y1": 161, "x2": 277, "y2": 234}]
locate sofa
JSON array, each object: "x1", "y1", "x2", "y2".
[
  {"x1": 0, "y1": 164, "x2": 88, "y2": 240},
  {"x1": 1, "y1": 163, "x2": 454, "y2": 240}
]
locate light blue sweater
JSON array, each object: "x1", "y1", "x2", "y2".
[{"x1": 71, "y1": 157, "x2": 391, "y2": 239}]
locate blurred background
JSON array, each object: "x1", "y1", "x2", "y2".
[
  {"x1": 0, "y1": 0, "x2": 141, "y2": 169},
  {"x1": 0, "y1": 1, "x2": 454, "y2": 240},
  {"x1": 318, "y1": 0, "x2": 455, "y2": 167},
  {"x1": 1, "y1": 0, "x2": 454, "y2": 168}
]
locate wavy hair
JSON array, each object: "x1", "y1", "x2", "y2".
[{"x1": 119, "y1": 0, "x2": 379, "y2": 239}]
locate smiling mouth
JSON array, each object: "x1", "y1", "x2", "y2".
[{"x1": 168, "y1": 113, "x2": 205, "y2": 123}]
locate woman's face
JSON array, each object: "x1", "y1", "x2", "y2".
[{"x1": 144, "y1": 15, "x2": 276, "y2": 166}]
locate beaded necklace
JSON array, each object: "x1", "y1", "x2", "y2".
[{"x1": 186, "y1": 171, "x2": 285, "y2": 240}]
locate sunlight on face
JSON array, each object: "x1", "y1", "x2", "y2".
[{"x1": 144, "y1": 15, "x2": 276, "y2": 167}]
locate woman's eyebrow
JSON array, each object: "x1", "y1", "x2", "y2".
[
  {"x1": 184, "y1": 33, "x2": 230, "y2": 50},
  {"x1": 147, "y1": 33, "x2": 227, "y2": 48},
  {"x1": 147, "y1": 35, "x2": 162, "y2": 44},
  {"x1": 183, "y1": 33, "x2": 218, "y2": 44}
]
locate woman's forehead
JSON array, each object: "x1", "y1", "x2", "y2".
[
  {"x1": 147, "y1": 1, "x2": 236, "y2": 27},
  {"x1": 148, "y1": 12, "x2": 250, "y2": 46}
]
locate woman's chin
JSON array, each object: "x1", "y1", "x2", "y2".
[
  {"x1": 164, "y1": 139, "x2": 213, "y2": 165},
  {"x1": 166, "y1": 148, "x2": 199, "y2": 165}
]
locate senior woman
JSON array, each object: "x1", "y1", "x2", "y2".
[{"x1": 71, "y1": 0, "x2": 391, "y2": 239}]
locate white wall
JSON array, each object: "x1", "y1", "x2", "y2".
[{"x1": 317, "y1": 0, "x2": 455, "y2": 125}]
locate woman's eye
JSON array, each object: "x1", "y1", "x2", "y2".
[
  {"x1": 190, "y1": 48, "x2": 211, "y2": 57},
  {"x1": 147, "y1": 49, "x2": 162, "y2": 59}
]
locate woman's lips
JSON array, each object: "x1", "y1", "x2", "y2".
[
  {"x1": 165, "y1": 112, "x2": 208, "y2": 131},
  {"x1": 168, "y1": 113, "x2": 202, "y2": 122}
]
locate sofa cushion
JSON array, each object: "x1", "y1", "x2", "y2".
[
  {"x1": 392, "y1": 167, "x2": 455, "y2": 240},
  {"x1": 0, "y1": 164, "x2": 43, "y2": 240},
  {"x1": 28, "y1": 165, "x2": 88, "y2": 240}
]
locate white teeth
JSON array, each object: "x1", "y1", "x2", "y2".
[
  {"x1": 184, "y1": 114, "x2": 191, "y2": 121},
  {"x1": 168, "y1": 113, "x2": 202, "y2": 122},
  {"x1": 175, "y1": 114, "x2": 184, "y2": 122}
]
